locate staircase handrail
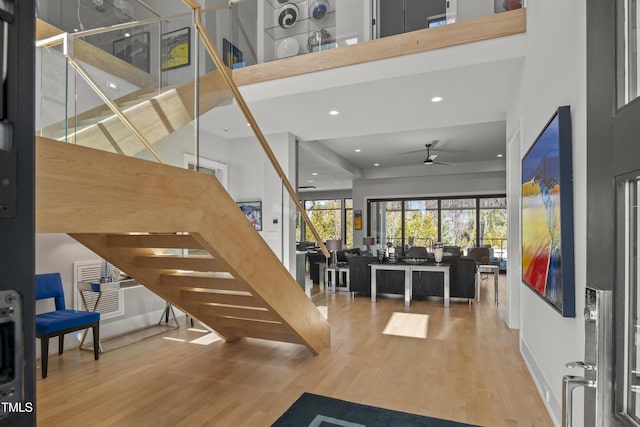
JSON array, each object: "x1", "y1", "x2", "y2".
[{"x1": 183, "y1": 0, "x2": 330, "y2": 259}]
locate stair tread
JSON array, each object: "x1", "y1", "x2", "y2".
[
  {"x1": 164, "y1": 271, "x2": 234, "y2": 279},
  {"x1": 108, "y1": 233, "x2": 204, "y2": 249},
  {"x1": 160, "y1": 273, "x2": 246, "y2": 293},
  {"x1": 135, "y1": 254, "x2": 224, "y2": 272},
  {"x1": 181, "y1": 289, "x2": 264, "y2": 308},
  {"x1": 214, "y1": 316, "x2": 301, "y2": 345},
  {"x1": 198, "y1": 304, "x2": 278, "y2": 322}
]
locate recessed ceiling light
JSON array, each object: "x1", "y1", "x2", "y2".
[
  {"x1": 374, "y1": 163, "x2": 380, "y2": 167},
  {"x1": 307, "y1": 180, "x2": 315, "y2": 183},
  {"x1": 355, "y1": 149, "x2": 361, "y2": 153},
  {"x1": 329, "y1": 110, "x2": 340, "y2": 116},
  {"x1": 431, "y1": 96, "x2": 443, "y2": 103},
  {"x1": 124, "y1": 32, "x2": 131, "y2": 38},
  {"x1": 246, "y1": 123, "x2": 251, "y2": 127},
  {"x1": 312, "y1": 172, "x2": 318, "y2": 176},
  {"x1": 497, "y1": 154, "x2": 504, "y2": 158}
]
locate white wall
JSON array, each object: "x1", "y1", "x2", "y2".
[
  {"x1": 511, "y1": 2, "x2": 587, "y2": 425},
  {"x1": 505, "y1": 127, "x2": 521, "y2": 330},
  {"x1": 336, "y1": 0, "x2": 370, "y2": 44},
  {"x1": 352, "y1": 171, "x2": 506, "y2": 246}
]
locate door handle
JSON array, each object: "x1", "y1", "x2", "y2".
[
  {"x1": 565, "y1": 360, "x2": 597, "y2": 371},
  {"x1": 562, "y1": 375, "x2": 596, "y2": 427}
]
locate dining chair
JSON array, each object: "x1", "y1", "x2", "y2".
[{"x1": 35, "y1": 273, "x2": 100, "y2": 378}]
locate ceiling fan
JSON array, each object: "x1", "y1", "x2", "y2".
[{"x1": 423, "y1": 143, "x2": 454, "y2": 166}]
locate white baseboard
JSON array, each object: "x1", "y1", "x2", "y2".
[{"x1": 520, "y1": 337, "x2": 562, "y2": 427}]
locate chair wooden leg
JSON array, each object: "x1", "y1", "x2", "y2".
[
  {"x1": 40, "y1": 336, "x2": 49, "y2": 379},
  {"x1": 58, "y1": 334, "x2": 64, "y2": 355},
  {"x1": 92, "y1": 324, "x2": 100, "y2": 360}
]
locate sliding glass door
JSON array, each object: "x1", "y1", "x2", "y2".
[{"x1": 367, "y1": 195, "x2": 507, "y2": 260}]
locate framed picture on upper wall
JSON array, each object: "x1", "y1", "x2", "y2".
[
  {"x1": 113, "y1": 32, "x2": 150, "y2": 73},
  {"x1": 521, "y1": 105, "x2": 575, "y2": 317},
  {"x1": 161, "y1": 27, "x2": 191, "y2": 71}
]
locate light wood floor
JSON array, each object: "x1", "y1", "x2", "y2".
[{"x1": 36, "y1": 274, "x2": 552, "y2": 427}]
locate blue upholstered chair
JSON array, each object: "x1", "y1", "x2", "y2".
[{"x1": 35, "y1": 273, "x2": 100, "y2": 378}]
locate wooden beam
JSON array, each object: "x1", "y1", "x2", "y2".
[{"x1": 36, "y1": 19, "x2": 63, "y2": 40}]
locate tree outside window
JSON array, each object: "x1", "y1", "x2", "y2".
[
  {"x1": 404, "y1": 200, "x2": 438, "y2": 248},
  {"x1": 304, "y1": 199, "x2": 342, "y2": 243},
  {"x1": 441, "y1": 198, "x2": 477, "y2": 249}
]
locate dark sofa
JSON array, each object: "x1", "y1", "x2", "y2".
[{"x1": 348, "y1": 255, "x2": 476, "y2": 301}]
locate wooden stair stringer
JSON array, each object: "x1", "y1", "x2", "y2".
[{"x1": 37, "y1": 137, "x2": 330, "y2": 354}]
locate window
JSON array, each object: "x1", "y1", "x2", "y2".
[
  {"x1": 367, "y1": 196, "x2": 507, "y2": 262},
  {"x1": 441, "y1": 198, "x2": 476, "y2": 248},
  {"x1": 345, "y1": 199, "x2": 353, "y2": 247},
  {"x1": 304, "y1": 199, "x2": 342, "y2": 243},
  {"x1": 404, "y1": 200, "x2": 438, "y2": 247},
  {"x1": 479, "y1": 197, "x2": 508, "y2": 261},
  {"x1": 619, "y1": 0, "x2": 640, "y2": 106},
  {"x1": 369, "y1": 201, "x2": 403, "y2": 247}
]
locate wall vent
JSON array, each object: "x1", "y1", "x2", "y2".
[{"x1": 73, "y1": 260, "x2": 124, "y2": 320}]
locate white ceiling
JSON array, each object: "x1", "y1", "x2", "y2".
[{"x1": 200, "y1": 32, "x2": 527, "y2": 191}]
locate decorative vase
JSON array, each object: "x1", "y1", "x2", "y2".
[{"x1": 434, "y1": 242, "x2": 444, "y2": 265}]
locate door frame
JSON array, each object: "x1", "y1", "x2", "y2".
[{"x1": 0, "y1": 0, "x2": 36, "y2": 425}]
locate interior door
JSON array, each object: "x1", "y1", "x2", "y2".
[
  {"x1": 0, "y1": 1, "x2": 35, "y2": 425},
  {"x1": 587, "y1": 0, "x2": 640, "y2": 425}
]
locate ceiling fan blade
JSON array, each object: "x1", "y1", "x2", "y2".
[
  {"x1": 398, "y1": 148, "x2": 428, "y2": 155},
  {"x1": 429, "y1": 154, "x2": 438, "y2": 160},
  {"x1": 433, "y1": 161, "x2": 454, "y2": 166}
]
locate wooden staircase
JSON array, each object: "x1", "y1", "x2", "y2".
[{"x1": 35, "y1": 136, "x2": 331, "y2": 354}]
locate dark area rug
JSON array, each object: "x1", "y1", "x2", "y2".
[{"x1": 272, "y1": 392, "x2": 481, "y2": 427}]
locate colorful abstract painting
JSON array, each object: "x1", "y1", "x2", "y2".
[{"x1": 521, "y1": 106, "x2": 575, "y2": 317}]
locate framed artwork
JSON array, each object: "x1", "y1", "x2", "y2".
[
  {"x1": 521, "y1": 105, "x2": 575, "y2": 317},
  {"x1": 222, "y1": 38, "x2": 243, "y2": 68},
  {"x1": 237, "y1": 201, "x2": 262, "y2": 231},
  {"x1": 161, "y1": 27, "x2": 191, "y2": 71},
  {"x1": 113, "y1": 32, "x2": 150, "y2": 73},
  {"x1": 354, "y1": 210, "x2": 362, "y2": 230}
]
